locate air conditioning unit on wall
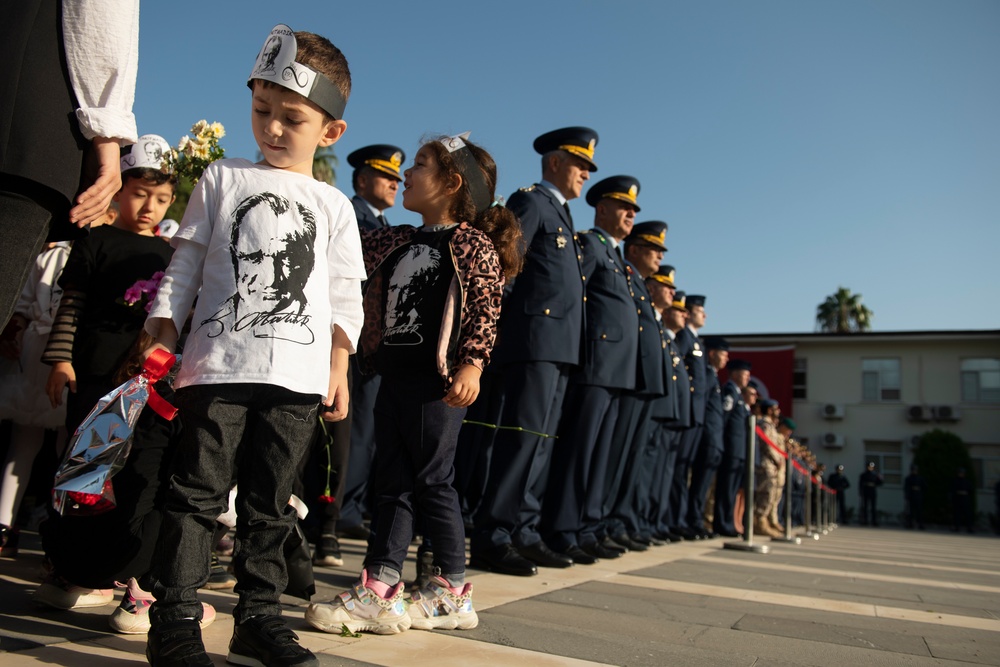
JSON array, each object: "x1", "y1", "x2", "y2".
[
  {"x1": 933, "y1": 405, "x2": 961, "y2": 422},
  {"x1": 821, "y1": 403, "x2": 844, "y2": 419},
  {"x1": 906, "y1": 405, "x2": 931, "y2": 422},
  {"x1": 821, "y1": 432, "x2": 844, "y2": 448}
]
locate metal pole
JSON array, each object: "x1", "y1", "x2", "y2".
[
  {"x1": 772, "y1": 447, "x2": 800, "y2": 544},
  {"x1": 725, "y1": 414, "x2": 768, "y2": 554}
]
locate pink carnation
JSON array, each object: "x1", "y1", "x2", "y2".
[{"x1": 123, "y1": 285, "x2": 143, "y2": 305}]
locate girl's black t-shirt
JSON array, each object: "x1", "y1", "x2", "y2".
[
  {"x1": 376, "y1": 225, "x2": 457, "y2": 377},
  {"x1": 59, "y1": 225, "x2": 174, "y2": 378}
]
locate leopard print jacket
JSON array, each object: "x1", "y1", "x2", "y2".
[{"x1": 358, "y1": 223, "x2": 504, "y2": 383}]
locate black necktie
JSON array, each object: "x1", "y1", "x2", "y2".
[
  {"x1": 377, "y1": 214, "x2": 387, "y2": 227},
  {"x1": 563, "y1": 202, "x2": 573, "y2": 225}
]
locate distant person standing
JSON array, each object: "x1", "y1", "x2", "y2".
[
  {"x1": 903, "y1": 464, "x2": 925, "y2": 529},
  {"x1": 859, "y1": 461, "x2": 883, "y2": 527},
  {"x1": 1, "y1": 0, "x2": 140, "y2": 328},
  {"x1": 827, "y1": 464, "x2": 850, "y2": 524},
  {"x1": 951, "y1": 468, "x2": 974, "y2": 533}
]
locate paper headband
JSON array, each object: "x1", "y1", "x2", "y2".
[
  {"x1": 120, "y1": 134, "x2": 171, "y2": 173},
  {"x1": 438, "y1": 133, "x2": 491, "y2": 214},
  {"x1": 247, "y1": 24, "x2": 347, "y2": 120}
]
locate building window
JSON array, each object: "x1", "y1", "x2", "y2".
[
  {"x1": 793, "y1": 358, "x2": 807, "y2": 399},
  {"x1": 961, "y1": 359, "x2": 1000, "y2": 403},
  {"x1": 863, "y1": 440, "x2": 902, "y2": 485},
  {"x1": 862, "y1": 359, "x2": 901, "y2": 402}
]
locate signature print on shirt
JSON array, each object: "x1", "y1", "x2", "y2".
[{"x1": 199, "y1": 191, "x2": 316, "y2": 345}]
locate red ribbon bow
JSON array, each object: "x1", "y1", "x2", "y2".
[{"x1": 143, "y1": 348, "x2": 179, "y2": 420}]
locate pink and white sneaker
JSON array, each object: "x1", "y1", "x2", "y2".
[
  {"x1": 407, "y1": 576, "x2": 478, "y2": 630},
  {"x1": 109, "y1": 577, "x2": 217, "y2": 634}
]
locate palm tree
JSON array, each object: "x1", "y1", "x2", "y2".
[
  {"x1": 816, "y1": 287, "x2": 874, "y2": 333},
  {"x1": 312, "y1": 146, "x2": 338, "y2": 185}
]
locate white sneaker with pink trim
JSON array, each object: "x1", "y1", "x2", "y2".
[
  {"x1": 407, "y1": 576, "x2": 478, "y2": 630},
  {"x1": 108, "y1": 577, "x2": 217, "y2": 634}
]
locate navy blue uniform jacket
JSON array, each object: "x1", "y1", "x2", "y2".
[
  {"x1": 574, "y1": 228, "x2": 638, "y2": 390},
  {"x1": 352, "y1": 195, "x2": 386, "y2": 232},
  {"x1": 676, "y1": 327, "x2": 707, "y2": 425},
  {"x1": 494, "y1": 185, "x2": 585, "y2": 366},
  {"x1": 722, "y1": 380, "x2": 748, "y2": 460},
  {"x1": 701, "y1": 367, "x2": 724, "y2": 452},
  {"x1": 628, "y1": 266, "x2": 668, "y2": 397}
]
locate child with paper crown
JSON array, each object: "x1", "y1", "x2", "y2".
[
  {"x1": 304, "y1": 134, "x2": 523, "y2": 635},
  {"x1": 142, "y1": 25, "x2": 363, "y2": 667},
  {"x1": 33, "y1": 135, "x2": 176, "y2": 606}
]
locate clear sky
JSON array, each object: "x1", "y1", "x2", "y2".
[{"x1": 134, "y1": 0, "x2": 1000, "y2": 335}]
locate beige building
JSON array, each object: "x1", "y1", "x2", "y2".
[{"x1": 722, "y1": 329, "x2": 1000, "y2": 524}]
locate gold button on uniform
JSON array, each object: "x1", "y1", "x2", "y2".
[
  {"x1": 639, "y1": 326, "x2": 644, "y2": 331},
  {"x1": 601, "y1": 334, "x2": 608, "y2": 339},
  {"x1": 544, "y1": 308, "x2": 550, "y2": 315}
]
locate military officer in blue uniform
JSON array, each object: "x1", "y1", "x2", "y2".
[
  {"x1": 542, "y1": 175, "x2": 641, "y2": 562},
  {"x1": 686, "y1": 336, "x2": 729, "y2": 538},
  {"x1": 649, "y1": 289, "x2": 690, "y2": 541},
  {"x1": 603, "y1": 222, "x2": 670, "y2": 549},
  {"x1": 669, "y1": 294, "x2": 708, "y2": 539},
  {"x1": 471, "y1": 127, "x2": 597, "y2": 576},
  {"x1": 335, "y1": 145, "x2": 405, "y2": 546},
  {"x1": 713, "y1": 359, "x2": 753, "y2": 537},
  {"x1": 629, "y1": 268, "x2": 681, "y2": 542}
]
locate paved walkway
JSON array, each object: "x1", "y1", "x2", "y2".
[{"x1": 2, "y1": 526, "x2": 998, "y2": 666}]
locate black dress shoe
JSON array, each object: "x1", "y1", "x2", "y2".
[
  {"x1": 600, "y1": 535, "x2": 628, "y2": 553},
  {"x1": 562, "y1": 544, "x2": 598, "y2": 565},
  {"x1": 630, "y1": 533, "x2": 653, "y2": 546},
  {"x1": 582, "y1": 541, "x2": 623, "y2": 559},
  {"x1": 675, "y1": 527, "x2": 701, "y2": 541},
  {"x1": 518, "y1": 541, "x2": 573, "y2": 568},
  {"x1": 470, "y1": 544, "x2": 537, "y2": 576},
  {"x1": 716, "y1": 529, "x2": 740, "y2": 538},
  {"x1": 647, "y1": 536, "x2": 667, "y2": 546},
  {"x1": 610, "y1": 533, "x2": 647, "y2": 552},
  {"x1": 655, "y1": 530, "x2": 683, "y2": 543}
]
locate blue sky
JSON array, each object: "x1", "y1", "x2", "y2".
[{"x1": 134, "y1": 0, "x2": 999, "y2": 334}]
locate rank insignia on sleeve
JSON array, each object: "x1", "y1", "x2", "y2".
[{"x1": 556, "y1": 235, "x2": 567, "y2": 249}]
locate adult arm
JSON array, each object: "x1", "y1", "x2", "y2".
[{"x1": 62, "y1": 0, "x2": 140, "y2": 226}]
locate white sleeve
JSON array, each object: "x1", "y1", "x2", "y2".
[
  {"x1": 326, "y1": 200, "x2": 366, "y2": 353},
  {"x1": 62, "y1": 0, "x2": 139, "y2": 144},
  {"x1": 145, "y1": 238, "x2": 208, "y2": 341}
]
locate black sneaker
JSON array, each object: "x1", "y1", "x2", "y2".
[
  {"x1": 228, "y1": 615, "x2": 318, "y2": 667},
  {"x1": 147, "y1": 619, "x2": 212, "y2": 666},
  {"x1": 312, "y1": 534, "x2": 344, "y2": 567}
]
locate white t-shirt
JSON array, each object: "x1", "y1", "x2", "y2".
[{"x1": 147, "y1": 158, "x2": 366, "y2": 397}]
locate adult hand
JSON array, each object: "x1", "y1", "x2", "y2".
[
  {"x1": 321, "y1": 367, "x2": 349, "y2": 422},
  {"x1": 69, "y1": 137, "x2": 122, "y2": 227}
]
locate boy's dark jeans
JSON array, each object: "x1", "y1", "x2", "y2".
[
  {"x1": 366, "y1": 374, "x2": 467, "y2": 579},
  {"x1": 149, "y1": 383, "x2": 319, "y2": 625}
]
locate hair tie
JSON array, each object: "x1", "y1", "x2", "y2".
[{"x1": 490, "y1": 196, "x2": 505, "y2": 209}]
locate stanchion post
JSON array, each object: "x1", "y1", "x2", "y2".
[
  {"x1": 798, "y1": 468, "x2": 818, "y2": 540},
  {"x1": 816, "y1": 478, "x2": 828, "y2": 535},
  {"x1": 771, "y1": 442, "x2": 800, "y2": 544},
  {"x1": 725, "y1": 414, "x2": 768, "y2": 554}
]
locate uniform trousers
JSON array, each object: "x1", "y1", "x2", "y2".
[
  {"x1": 713, "y1": 452, "x2": 745, "y2": 535},
  {"x1": 650, "y1": 427, "x2": 684, "y2": 535},
  {"x1": 669, "y1": 424, "x2": 703, "y2": 529},
  {"x1": 604, "y1": 395, "x2": 656, "y2": 538},
  {"x1": 686, "y1": 442, "x2": 723, "y2": 532},
  {"x1": 472, "y1": 361, "x2": 570, "y2": 551},
  {"x1": 543, "y1": 383, "x2": 620, "y2": 549}
]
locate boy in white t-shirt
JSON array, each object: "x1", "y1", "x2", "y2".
[{"x1": 142, "y1": 25, "x2": 364, "y2": 667}]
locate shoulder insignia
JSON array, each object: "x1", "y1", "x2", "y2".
[
  {"x1": 723, "y1": 395, "x2": 734, "y2": 412},
  {"x1": 519, "y1": 185, "x2": 536, "y2": 192}
]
